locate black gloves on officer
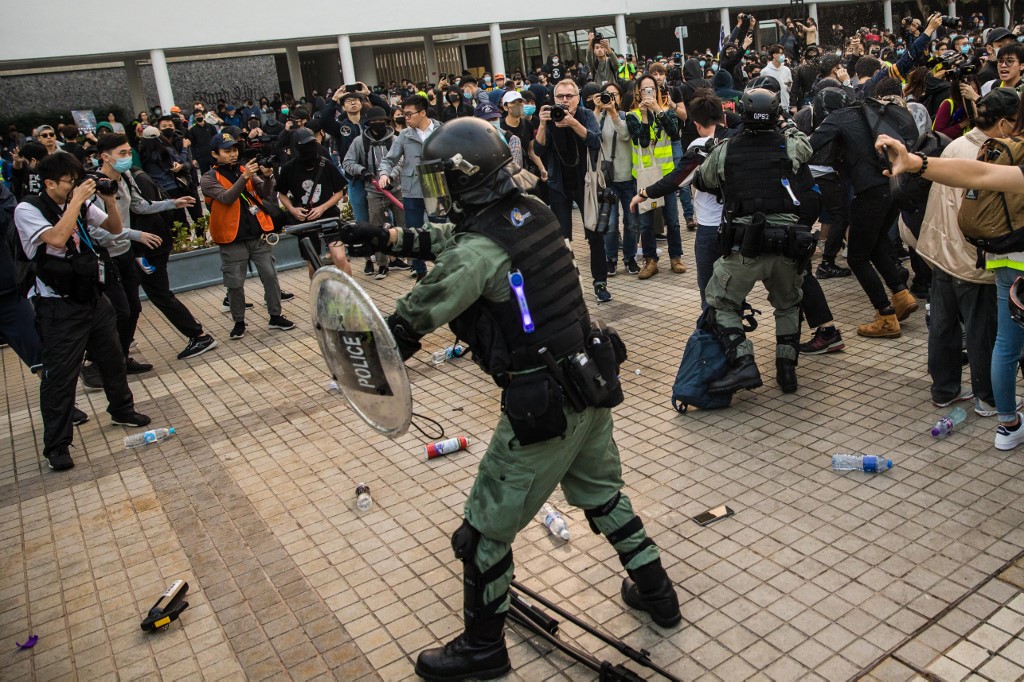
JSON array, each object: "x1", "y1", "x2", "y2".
[{"x1": 339, "y1": 221, "x2": 392, "y2": 252}]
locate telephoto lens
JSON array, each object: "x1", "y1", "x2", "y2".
[{"x1": 550, "y1": 105, "x2": 568, "y2": 122}]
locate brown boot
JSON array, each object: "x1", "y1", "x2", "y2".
[
  {"x1": 892, "y1": 290, "x2": 919, "y2": 321},
  {"x1": 857, "y1": 313, "x2": 901, "y2": 339},
  {"x1": 638, "y1": 257, "x2": 659, "y2": 280},
  {"x1": 670, "y1": 258, "x2": 687, "y2": 273}
]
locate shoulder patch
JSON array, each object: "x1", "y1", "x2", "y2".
[{"x1": 505, "y1": 207, "x2": 534, "y2": 228}]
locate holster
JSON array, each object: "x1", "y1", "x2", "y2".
[
  {"x1": 739, "y1": 213, "x2": 766, "y2": 258},
  {"x1": 502, "y1": 371, "x2": 568, "y2": 445}
]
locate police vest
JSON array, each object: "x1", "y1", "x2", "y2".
[
  {"x1": 206, "y1": 170, "x2": 274, "y2": 244},
  {"x1": 628, "y1": 110, "x2": 674, "y2": 178},
  {"x1": 722, "y1": 130, "x2": 799, "y2": 220},
  {"x1": 451, "y1": 193, "x2": 590, "y2": 378}
]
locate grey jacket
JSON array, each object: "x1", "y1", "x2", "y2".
[{"x1": 377, "y1": 120, "x2": 442, "y2": 199}]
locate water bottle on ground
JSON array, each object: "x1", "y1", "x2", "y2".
[
  {"x1": 831, "y1": 454, "x2": 893, "y2": 473},
  {"x1": 539, "y1": 503, "x2": 570, "y2": 540},
  {"x1": 446, "y1": 344, "x2": 466, "y2": 360},
  {"x1": 931, "y1": 406, "x2": 967, "y2": 437},
  {"x1": 356, "y1": 484, "x2": 372, "y2": 512},
  {"x1": 124, "y1": 427, "x2": 175, "y2": 449}
]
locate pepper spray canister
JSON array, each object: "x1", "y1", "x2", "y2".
[{"x1": 425, "y1": 436, "x2": 469, "y2": 460}]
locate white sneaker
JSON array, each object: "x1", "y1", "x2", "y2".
[
  {"x1": 976, "y1": 396, "x2": 1024, "y2": 417},
  {"x1": 995, "y1": 413, "x2": 1024, "y2": 450},
  {"x1": 933, "y1": 390, "x2": 974, "y2": 408}
]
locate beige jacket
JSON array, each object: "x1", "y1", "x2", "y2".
[{"x1": 914, "y1": 128, "x2": 995, "y2": 285}]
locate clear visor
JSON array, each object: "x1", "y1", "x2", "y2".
[{"x1": 418, "y1": 160, "x2": 453, "y2": 216}]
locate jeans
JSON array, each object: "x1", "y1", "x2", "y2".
[
  {"x1": 403, "y1": 197, "x2": 428, "y2": 275},
  {"x1": 603, "y1": 179, "x2": 638, "y2": 263},
  {"x1": 671, "y1": 140, "x2": 695, "y2": 221},
  {"x1": 348, "y1": 177, "x2": 369, "y2": 222},
  {"x1": 930, "y1": 269, "x2": 996, "y2": 405},
  {"x1": 550, "y1": 188, "x2": 605, "y2": 284},
  {"x1": 993, "y1": 267, "x2": 1024, "y2": 422},
  {"x1": 694, "y1": 224, "x2": 723, "y2": 309},
  {"x1": 636, "y1": 191, "x2": 683, "y2": 259},
  {"x1": 848, "y1": 185, "x2": 906, "y2": 310}
]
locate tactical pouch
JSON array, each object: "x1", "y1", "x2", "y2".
[
  {"x1": 564, "y1": 352, "x2": 614, "y2": 408},
  {"x1": 739, "y1": 216, "x2": 764, "y2": 258},
  {"x1": 503, "y1": 372, "x2": 567, "y2": 445},
  {"x1": 587, "y1": 322, "x2": 626, "y2": 408},
  {"x1": 718, "y1": 223, "x2": 736, "y2": 255},
  {"x1": 787, "y1": 228, "x2": 819, "y2": 260},
  {"x1": 762, "y1": 227, "x2": 790, "y2": 256}
]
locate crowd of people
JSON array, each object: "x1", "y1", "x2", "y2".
[{"x1": 4, "y1": 8, "x2": 1024, "y2": 469}]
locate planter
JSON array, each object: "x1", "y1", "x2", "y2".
[{"x1": 162, "y1": 234, "x2": 306, "y2": 295}]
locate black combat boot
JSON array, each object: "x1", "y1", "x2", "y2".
[
  {"x1": 414, "y1": 610, "x2": 510, "y2": 681},
  {"x1": 775, "y1": 334, "x2": 799, "y2": 394},
  {"x1": 708, "y1": 355, "x2": 762, "y2": 393},
  {"x1": 621, "y1": 558, "x2": 682, "y2": 628}
]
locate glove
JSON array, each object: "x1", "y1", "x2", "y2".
[{"x1": 339, "y1": 221, "x2": 391, "y2": 251}]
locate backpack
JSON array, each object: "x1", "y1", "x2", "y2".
[
  {"x1": 0, "y1": 185, "x2": 36, "y2": 297},
  {"x1": 891, "y1": 130, "x2": 953, "y2": 211},
  {"x1": 957, "y1": 136, "x2": 1024, "y2": 254},
  {"x1": 671, "y1": 311, "x2": 733, "y2": 413},
  {"x1": 859, "y1": 97, "x2": 918, "y2": 168}
]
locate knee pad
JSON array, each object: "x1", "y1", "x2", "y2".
[
  {"x1": 583, "y1": 492, "x2": 621, "y2": 534},
  {"x1": 451, "y1": 519, "x2": 481, "y2": 563}
]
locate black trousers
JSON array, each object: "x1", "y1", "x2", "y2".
[
  {"x1": 104, "y1": 252, "x2": 142, "y2": 357},
  {"x1": 801, "y1": 273, "x2": 834, "y2": 329},
  {"x1": 848, "y1": 185, "x2": 906, "y2": 310},
  {"x1": 138, "y1": 253, "x2": 203, "y2": 340},
  {"x1": 817, "y1": 172, "x2": 850, "y2": 261},
  {"x1": 35, "y1": 296, "x2": 134, "y2": 459},
  {"x1": 928, "y1": 269, "x2": 997, "y2": 404},
  {"x1": 549, "y1": 188, "x2": 605, "y2": 285}
]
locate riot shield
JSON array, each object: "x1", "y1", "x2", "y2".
[{"x1": 310, "y1": 266, "x2": 412, "y2": 437}]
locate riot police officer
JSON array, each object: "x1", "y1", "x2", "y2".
[
  {"x1": 337, "y1": 118, "x2": 680, "y2": 681},
  {"x1": 693, "y1": 88, "x2": 816, "y2": 394}
]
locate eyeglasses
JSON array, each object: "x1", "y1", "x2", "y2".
[
  {"x1": 38, "y1": 132, "x2": 55, "y2": 138},
  {"x1": 54, "y1": 177, "x2": 75, "y2": 185},
  {"x1": 998, "y1": 58, "x2": 1020, "y2": 66},
  {"x1": 401, "y1": 110, "x2": 419, "y2": 117},
  {"x1": 554, "y1": 93, "x2": 577, "y2": 100}
]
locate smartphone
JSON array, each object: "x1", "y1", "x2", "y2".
[
  {"x1": 345, "y1": 84, "x2": 360, "y2": 93},
  {"x1": 879, "y1": 144, "x2": 892, "y2": 172},
  {"x1": 692, "y1": 505, "x2": 735, "y2": 526}
]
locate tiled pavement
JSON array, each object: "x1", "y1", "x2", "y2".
[{"x1": 6, "y1": 220, "x2": 1024, "y2": 681}]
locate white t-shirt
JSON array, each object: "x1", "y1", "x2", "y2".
[
  {"x1": 761, "y1": 62, "x2": 793, "y2": 110},
  {"x1": 14, "y1": 201, "x2": 108, "y2": 298},
  {"x1": 415, "y1": 121, "x2": 436, "y2": 143},
  {"x1": 688, "y1": 136, "x2": 724, "y2": 228}
]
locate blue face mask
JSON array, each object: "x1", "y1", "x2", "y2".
[
  {"x1": 897, "y1": 48, "x2": 906, "y2": 56},
  {"x1": 699, "y1": 60, "x2": 706, "y2": 68},
  {"x1": 523, "y1": 104, "x2": 537, "y2": 116},
  {"x1": 112, "y1": 157, "x2": 133, "y2": 173},
  {"x1": 711, "y1": 63, "x2": 719, "y2": 72},
  {"x1": 961, "y1": 45, "x2": 971, "y2": 55},
  {"x1": 484, "y1": 76, "x2": 492, "y2": 84},
  {"x1": 463, "y1": 91, "x2": 472, "y2": 101}
]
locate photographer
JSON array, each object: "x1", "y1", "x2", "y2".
[
  {"x1": 592, "y1": 83, "x2": 639, "y2": 276},
  {"x1": 14, "y1": 152, "x2": 151, "y2": 471},
  {"x1": 933, "y1": 74, "x2": 981, "y2": 139},
  {"x1": 534, "y1": 79, "x2": 609, "y2": 302},
  {"x1": 587, "y1": 31, "x2": 619, "y2": 87}
]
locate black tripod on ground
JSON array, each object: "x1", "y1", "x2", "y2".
[{"x1": 507, "y1": 579, "x2": 680, "y2": 682}]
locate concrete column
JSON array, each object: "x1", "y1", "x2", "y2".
[
  {"x1": 948, "y1": 2, "x2": 956, "y2": 18},
  {"x1": 338, "y1": 34, "x2": 356, "y2": 84},
  {"x1": 517, "y1": 38, "x2": 527, "y2": 74},
  {"x1": 614, "y1": 14, "x2": 628, "y2": 55},
  {"x1": 124, "y1": 58, "x2": 147, "y2": 115},
  {"x1": 423, "y1": 34, "x2": 439, "y2": 84},
  {"x1": 489, "y1": 23, "x2": 506, "y2": 75},
  {"x1": 149, "y1": 49, "x2": 174, "y2": 114},
  {"x1": 720, "y1": 8, "x2": 732, "y2": 45},
  {"x1": 1005, "y1": 3, "x2": 1012, "y2": 27},
  {"x1": 285, "y1": 46, "x2": 305, "y2": 100},
  {"x1": 808, "y1": 3, "x2": 819, "y2": 25},
  {"x1": 352, "y1": 46, "x2": 378, "y2": 87},
  {"x1": 539, "y1": 24, "x2": 551, "y2": 62},
  {"x1": 883, "y1": 0, "x2": 894, "y2": 32},
  {"x1": 460, "y1": 44, "x2": 469, "y2": 72}
]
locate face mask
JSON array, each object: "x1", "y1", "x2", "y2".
[
  {"x1": 161, "y1": 128, "x2": 175, "y2": 138},
  {"x1": 298, "y1": 144, "x2": 318, "y2": 161},
  {"x1": 111, "y1": 156, "x2": 133, "y2": 173},
  {"x1": 395, "y1": 116, "x2": 405, "y2": 124},
  {"x1": 711, "y1": 63, "x2": 719, "y2": 72},
  {"x1": 618, "y1": 58, "x2": 625, "y2": 65},
  {"x1": 281, "y1": 107, "x2": 290, "y2": 116},
  {"x1": 699, "y1": 60, "x2": 706, "y2": 68},
  {"x1": 897, "y1": 48, "x2": 906, "y2": 56},
  {"x1": 484, "y1": 76, "x2": 492, "y2": 84},
  {"x1": 961, "y1": 45, "x2": 971, "y2": 54},
  {"x1": 523, "y1": 104, "x2": 537, "y2": 116},
  {"x1": 369, "y1": 122, "x2": 387, "y2": 135},
  {"x1": 463, "y1": 91, "x2": 472, "y2": 101},
  {"x1": 552, "y1": 58, "x2": 559, "y2": 65},
  {"x1": 89, "y1": 158, "x2": 99, "y2": 169},
  {"x1": 774, "y1": 54, "x2": 784, "y2": 64}
]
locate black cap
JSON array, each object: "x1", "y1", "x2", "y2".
[
  {"x1": 293, "y1": 128, "x2": 316, "y2": 145},
  {"x1": 209, "y1": 132, "x2": 242, "y2": 150},
  {"x1": 977, "y1": 87, "x2": 1021, "y2": 119},
  {"x1": 986, "y1": 28, "x2": 1013, "y2": 44},
  {"x1": 291, "y1": 108, "x2": 310, "y2": 120},
  {"x1": 366, "y1": 106, "x2": 388, "y2": 121}
]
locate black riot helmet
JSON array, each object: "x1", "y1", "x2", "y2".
[
  {"x1": 418, "y1": 117, "x2": 512, "y2": 215},
  {"x1": 741, "y1": 87, "x2": 780, "y2": 131},
  {"x1": 812, "y1": 86, "x2": 851, "y2": 127}
]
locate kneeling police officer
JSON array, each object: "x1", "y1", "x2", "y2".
[
  {"x1": 693, "y1": 87, "x2": 816, "y2": 394},
  {"x1": 336, "y1": 118, "x2": 681, "y2": 681}
]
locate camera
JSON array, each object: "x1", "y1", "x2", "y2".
[
  {"x1": 941, "y1": 15, "x2": 962, "y2": 29},
  {"x1": 593, "y1": 31, "x2": 604, "y2": 43},
  {"x1": 598, "y1": 91, "x2": 614, "y2": 105},
  {"x1": 87, "y1": 173, "x2": 119, "y2": 196},
  {"x1": 550, "y1": 104, "x2": 569, "y2": 122},
  {"x1": 946, "y1": 56, "x2": 980, "y2": 81},
  {"x1": 594, "y1": 187, "x2": 616, "y2": 234}
]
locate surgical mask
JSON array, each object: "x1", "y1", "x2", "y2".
[
  {"x1": 89, "y1": 158, "x2": 99, "y2": 169},
  {"x1": 484, "y1": 76, "x2": 491, "y2": 84},
  {"x1": 699, "y1": 60, "x2": 706, "y2": 68},
  {"x1": 897, "y1": 48, "x2": 906, "y2": 56},
  {"x1": 281, "y1": 107, "x2": 290, "y2": 116},
  {"x1": 523, "y1": 104, "x2": 537, "y2": 116},
  {"x1": 711, "y1": 63, "x2": 719, "y2": 72},
  {"x1": 961, "y1": 45, "x2": 971, "y2": 54},
  {"x1": 774, "y1": 54, "x2": 784, "y2": 64},
  {"x1": 463, "y1": 91, "x2": 472, "y2": 101},
  {"x1": 835, "y1": 49, "x2": 842, "y2": 57},
  {"x1": 552, "y1": 58, "x2": 559, "y2": 64},
  {"x1": 112, "y1": 157, "x2": 133, "y2": 173},
  {"x1": 618, "y1": 58, "x2": 625, "y2": 65}
]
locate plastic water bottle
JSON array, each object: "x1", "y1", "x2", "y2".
[
  {"x1": 136, "y1": 257, "x2": 156, "y2": 275},
  {"x1": 124, "y1": 427, "x2": 175, "y2": 449},
  {"x1": 539, "y1": 503, "x2": 570, "y2": 540},
  {"x1": 931, "y1": 406, "x2": 967, "y2": 437},
  {"x1": 445, "y1": 344, "x2": 466, "y2": 360},
  {"x1": 831, "y1": 454, "x2": 893, "y2": 473},
  {"x1": 355, "y1": 484, "x2": 372, "y2": 512}
]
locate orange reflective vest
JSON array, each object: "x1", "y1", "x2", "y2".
[{"x1": 206, "y1": 171, "x2": 274, "y2": 244}]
